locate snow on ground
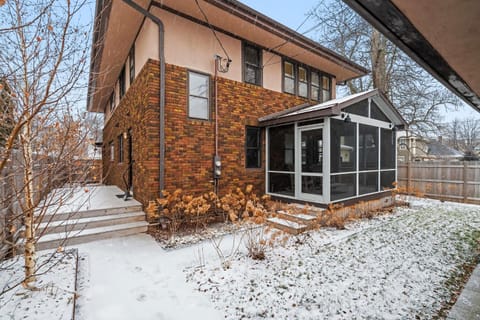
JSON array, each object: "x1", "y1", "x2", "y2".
[
  {"x1": 186, "y1": 198, "x2": 480, "y2": 319},
  {"x1": 74, "y1": 234, "x2": 224, "y2": 320},
  {"x1": 0, "y1": 250, "x2": 77, "y2": 320},
  {"x1": 40, "y1": 185, "x2": 141, "y2": 215}
]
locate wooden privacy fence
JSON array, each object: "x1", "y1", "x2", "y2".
[{"x1": 397, "y1": 161, "x2": 480, "y2": 205}]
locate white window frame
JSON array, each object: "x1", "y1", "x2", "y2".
[{"x1": 188, "y1": 70, "x2": 210, "y2": 120}]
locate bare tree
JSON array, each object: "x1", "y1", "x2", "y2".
[
  {"x1": 309, "y1": 0, "x2": 460, "y2": 136},
  {"x1": 0, "y1": 0, "x2": 92, "y2": 287},
  {"x1": 444, "y1": 118, "x2": 480, "y2": 157}
]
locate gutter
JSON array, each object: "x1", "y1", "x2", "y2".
[{"x1": 121, "y1": 0, "x2": 166, "y2": 195}]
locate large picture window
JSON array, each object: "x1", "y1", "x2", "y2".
[
  {"x1": 244, "y1": 43, "x2": 262, "y2": 86},
  {"x1": 246, "y1": 127, "x2": 261, "y2": 168},
  {"x1": 188, "y1": 71, "x2": 210, "y2": 120}
]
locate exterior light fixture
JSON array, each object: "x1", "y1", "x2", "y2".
[{"x1": 344, "y1": 114, "x2": 352, "y2": 123}]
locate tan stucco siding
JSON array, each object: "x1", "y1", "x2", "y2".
[
  {"x1": 135, "y1": 18, "x2": 159, "y2": 78},
  {"x1": 262, "y1": 51, "x2": 282, "y2": 92}
]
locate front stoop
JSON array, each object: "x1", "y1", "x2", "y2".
[{"x1": 267, "y1": 210, "x2": 319, "y2": 234}]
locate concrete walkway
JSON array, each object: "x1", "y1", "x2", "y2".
[{"x1": 448, "y1": 264, "x2": 480, "y2": 319}]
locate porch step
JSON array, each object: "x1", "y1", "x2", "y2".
[
  {"x1": 36, "y1": 211, "x2": 146, "y2": 234},
  {"x1": 276, "y1": 210, "x2": 317, "y2": 226},
  {"x1": 266, "y1": 217, "x2": 307, "y2": 235},
  {"x1": 37, "y1": 204, "x2": 143, "y2": 223},
  {"x1": 20, "y1": 221, "x2": 149, "y2": 251}
]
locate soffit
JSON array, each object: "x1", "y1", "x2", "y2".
[
  {"x1": 392, "y1": 0, "x2": 480, "y2": 105},
  {"x1": 89, "y1": 0, "x2": 150, "y2": 112}
]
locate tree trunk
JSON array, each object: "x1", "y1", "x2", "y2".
[
  {"x1": 22, "y1": 119, "x2": 36, "y2": 285},
  {"x1": 370, "y1": 29, "x2": 388, "y2": 95}
]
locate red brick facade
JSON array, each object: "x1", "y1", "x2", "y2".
[
  {"x1": 104, "y1": 59, "x2": 309, "y2": 207},
  {"x1": 103, "y1": 60, "x2": 161, "y2": 206}
]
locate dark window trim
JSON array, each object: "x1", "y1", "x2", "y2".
[
  {"x1": 118, "y1": 134, "x2": 124, "y2": 163},
  {"x1": 282, "y1": 58, "x2": 333, "y2": 101},
  {"x1": 187, "y1": 69, "x2": 211, "y2": 121},
  {"x1": 242, "y1": 42, "x2": 263, "y2": 86},
  {"x1": 119, "y1": 66, "x2": 126, "y2": 99},
  {"x1": 129, "y1": 46, "x2": 135, "y2": 86},
  {"x1": 245, "y1": 126, "x2": 262, "y2": 168}
]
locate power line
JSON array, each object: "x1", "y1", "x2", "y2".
[
  {"x1": 262, "y1": 13, "x2": 314, "y2": 68},
  {"x1": 194, "y1": 0, "x2": 230, "y2": 62}
]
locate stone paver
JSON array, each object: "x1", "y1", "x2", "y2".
[{"x1": 448, "y1": 264, "x2": 480, "y2": 320}]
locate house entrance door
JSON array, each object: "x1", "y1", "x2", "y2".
[{"x1": 297, "y1": 126, "x2": 324, "y2": 202}]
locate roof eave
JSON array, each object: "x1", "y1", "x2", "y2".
[{"x1": 342, "y1": 0, "x2": 480, "y2": 112}]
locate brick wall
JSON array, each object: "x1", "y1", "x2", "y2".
[
  {"x1": 104, "y1": 61, "x2": 310, "y2": 206},
  {"x1": 164, "y1": 64, "x2": 308, "y2": 197},
  {"x1": 103, "y1": 60, "x2": 161, "y2": 206}
]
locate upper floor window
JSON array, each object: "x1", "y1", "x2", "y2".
[
  {"x1": 310, "y1": 71, "x2": 320, "y2": 101},
  {"x1": 243, "y1": 43, "x2": 262, "y2": 86},
  {"x1": 283, "y1": 60, "x2": 332, "y2": 102},
  {"x1": 129, "y1": 46, "x2": 135, "y2": 85},
  {"x1": 298, "y1": 66, "x2": 308, "y2": 98},
  {"x1": 322, "y1": 75, "x2": 331, "y2": 102},
  {"x1": 246, "y1": 126, "x2": 261, "y2": 168},
  {"x1": 283, "y1": 61, "x2": 295, "y2": 94},
  {"x1": 188, "y1": 71, "x2": 210, "y2": 120},
  {"x1": 119, "y1": 66, "x2": 126, "y2": 99}
]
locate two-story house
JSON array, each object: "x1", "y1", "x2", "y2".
[{"x1": 87, "y1": 0, "x2": 406, "y2": 208}]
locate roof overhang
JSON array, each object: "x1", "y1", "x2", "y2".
[
  {"x1": 87, "y1": 0, "x2": 368, "y2": 113},
  {"x1": 342, "y1": 0, "x2": 480, "y2": 112},
  {"x1": 259, "y1": 89, "x2": 408, "y2": 128}
]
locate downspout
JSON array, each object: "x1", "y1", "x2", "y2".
[{"x1": 121, "y1": 0, "x2": 166, "y2": 196}]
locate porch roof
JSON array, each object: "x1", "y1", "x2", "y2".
[{"x1": 258, "y1": 89, "x2": 407, "y2": 128}]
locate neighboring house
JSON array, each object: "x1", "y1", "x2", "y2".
[
  {"x1": 398, "y1": 136, "x2": 464, "y2": 162},
  {"x1": 87, "y1": 0, "x2": 406, "y2": 208}
]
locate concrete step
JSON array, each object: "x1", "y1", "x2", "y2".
[
  {"x1": 35, "y1": 211, "x2": 146, "y2": 235},
  {"x1": 20, "y1": 221, "x2": 149, "y2": 251},
  {"x1": 266, "y1": 217, "x2": 307, "y2": 235},
  {"x1": 36, "y1": 204, "x2": 143, "y2": 223},
  {"x1": 276, "y1": 210, "x2": 317, "y2": 227}
]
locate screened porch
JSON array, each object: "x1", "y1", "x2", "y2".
[{"x1": 259, "y1": 89, "x2": 407, "y2": 205}]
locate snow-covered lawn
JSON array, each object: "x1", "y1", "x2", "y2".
[
  {"x1": 186, "y1": 198, "x2": 480, "y2": 319},
  {"x1": 0, "y1": 250, "x2": 77, "y2": 320},
  {"x1": 2, "y1": 198, "x2": 478, "y2": 320}
]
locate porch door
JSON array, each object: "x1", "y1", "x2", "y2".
[{"x1": 297, "y1": 126, "x2": 324, "y2": 202}]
